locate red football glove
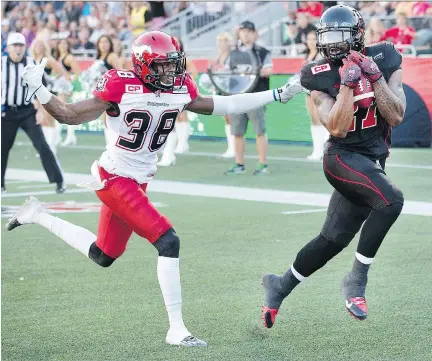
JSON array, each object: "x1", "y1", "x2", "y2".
[
  {"x1": 339, "y1": 58, "x2": 362, "y2": 89},
  {"x1": 348, "y1": 51, "x2": 382, "y2": 83}
]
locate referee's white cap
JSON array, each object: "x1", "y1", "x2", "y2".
[{"x1": 7, "y1": 32, "x2": 26, "y2": 46}]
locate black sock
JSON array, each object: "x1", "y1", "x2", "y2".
[
  {"x1": 237, "y1": 163, "x2": 244, "y2": 167},
  {"x1": 280, "y1": 268, "x2": 301, "y2": 296}
]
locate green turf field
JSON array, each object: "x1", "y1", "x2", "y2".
[{"x1": 2, "y1": 133, "x2": 432, "y2": 361}]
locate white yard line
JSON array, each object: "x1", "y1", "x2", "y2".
[
  {"x1": 17, "y1": 184, "x2": 59, "y2": 189},
  {"x1": 4, "y1": 168, "x2": 432, "y2": 216},
  {"x1": 21, "y1": 142, "x2": 432, "y2": 170}
]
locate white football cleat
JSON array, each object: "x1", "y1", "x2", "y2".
[
  {"x1": 166, "y1": 329, "x2": 207, "y2": 347},
  {"x1": 6, "y1": 196, "x2": 43, "y2": 231}
]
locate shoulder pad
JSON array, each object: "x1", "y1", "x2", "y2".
[
  {"x1": 93, "y1": 69, "x2": 141, "y2": 103},
  {"x1": 383, "y1": 41, "x2": 402, "y2": 76},
  {"x1": 300, "y1": 59, "x2": 333, "y2": 92}
]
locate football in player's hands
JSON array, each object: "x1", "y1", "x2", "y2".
[
  {"x1": 353, "y1": 73, "x2": 375, "y2": 108},
  {"x1": 348, "y1": 51, "x2": 382, "y2": 83}
]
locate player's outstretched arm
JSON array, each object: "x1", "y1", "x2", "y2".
[
  {"x1": 41, "y1": 95, "x2": 111, "y2": 125},
  {"x1": 22, "y1": 57, "x2": 111, "y2": 125},
  {"x1": 185, "y1": 80, "x2": 303, "y2": 116},
  {"x1": 311, "y1": 88, "x2": 354, "y2": 138},
  {"x1": 372, "y1": 70, "x2": 406, "y2": 126}
]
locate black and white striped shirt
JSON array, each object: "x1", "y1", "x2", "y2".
[{"x1": 1, "y1": 55, "x2": 34, "y2": 107}]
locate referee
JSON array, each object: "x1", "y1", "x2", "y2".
[{"x1": 1, "y1": 33, "x2": 65, "y2": 193}]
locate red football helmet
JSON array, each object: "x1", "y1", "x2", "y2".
[{"x1": 131, "y1": 31, "x2": 186, "y2": 90}]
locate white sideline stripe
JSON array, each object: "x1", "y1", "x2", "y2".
[
  {"x1": 4, "y1": 168, "x2": 432, "y2": 217},
  {"x1": 2, "y1": 189, "x2": 92, "y2": 198},
  {"x1": 20, "y1": 142, "x2": 432, "y2": 170},
  {"x1": 282, "y1": 208, "x2": 327, "y2": 215},
  {"x1": 17, "y1": 184, "x2": 57, "y2": 189}
]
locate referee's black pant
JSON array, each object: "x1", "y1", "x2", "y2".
[{"x1": 1, "y1": 105, "x2": 64, "y2": 188}]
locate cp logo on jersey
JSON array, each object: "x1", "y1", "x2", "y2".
[
  {"x1": 311, "y1": 64, "x2": 331, "y2": 75},
  {"x1": 125, "y1": 84, "x2": 143, "y2": 93}
]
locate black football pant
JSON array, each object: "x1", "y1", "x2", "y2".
[
  {"x1": 292, "y1": 150, "x2": 404, "y2": 278},
  {"x1": 1, "y1": 106, "x2": 64, "y2": 189}
]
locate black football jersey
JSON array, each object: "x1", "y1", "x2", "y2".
[{"x1": 300, "y1": 41, "x2": 402, "y2": 160}]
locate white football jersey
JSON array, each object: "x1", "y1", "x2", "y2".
[{"x1": 93, "y1": 69, "x2": 198, "y2": 183}]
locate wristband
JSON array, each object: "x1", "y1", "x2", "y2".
[{"x1": 35, "y1": 85, "x2": 53, "y2": 104}]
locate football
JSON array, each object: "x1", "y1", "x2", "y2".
[{"x1": 353, "y1": 73, "x2": 375, "y2": 108}]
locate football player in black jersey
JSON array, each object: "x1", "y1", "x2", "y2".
[{"x1": 262, "y1": 5, "x2": 406, "y2": 327}]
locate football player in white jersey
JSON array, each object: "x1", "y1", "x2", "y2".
[{"x1": 10, "y1": 31, "x2": 303, "y2": 347}]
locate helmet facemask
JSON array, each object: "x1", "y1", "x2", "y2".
[
  {"x1": 317, "y1": 26, "x2": 364, "y2": 61},
  {"x1": 146, "y1": 51, "x2": 186, "y2": 90}
]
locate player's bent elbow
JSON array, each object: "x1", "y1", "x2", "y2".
[{"x1": 388, "y1": 114, "x2": 404, "y2": 127}]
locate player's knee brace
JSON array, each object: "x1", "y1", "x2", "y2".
[
  {"x1": 88, "y1": 243, "x2": 116, "y2": 267},
  {"x1": 153, "y1": 228, "x2": 180, "y2": 258}
]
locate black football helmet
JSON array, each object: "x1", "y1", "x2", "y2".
[{"x1": 316, "y1": 5, "x2": 365, "y2": 61}]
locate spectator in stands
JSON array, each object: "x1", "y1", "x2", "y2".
[
  {"x1": 297, "y1": 1, "x2": 324, "y2": 21},
  {"x1": 394, "y1": 1, "x2": 415, "y2": 17},
  {"x1": 295, "y1": 12, "x2": 317, "y2": 45},
  {"x1": 41, "y1": 3, "x2": 56, "y2": 23},
  {"x1": 118, "y1": 18, "x2": 132, "y2": 43},
  {"x1": 365, "y1": 17, "x2": 386, "y2": 45},
  {"x1": 86, "y1": 5, "x2": 100, "y2": 29},
  {"x1": 96, "y1": 35, "x2": 121, "y2": 71},
  {"x1": 68, "y1": 21, "x2": 79, "y2": 48},
  {"x1": 130, "y1": 2, "x2": 153, "y2": 37},
  {"x1": 381, "y1": 13, "x2": 416, "y2": 51},
  {"x1": 281, "y1": 19, "x2": 301, "y2": 56},
  {"x1": 412, "y1": 1, "x2": 431, "y2": 16},
  {"x1": 73, "y1": 28, "x2": 95, "y2": 50},
  {"x1": 149, "y1": 1, "x2": 167, "y2": 29},
  {"x1": 21, "y1": 16, "x2": 36, "y2": 47},
  {"x1": 112, "y1": 37, "x2": 129, "y2": 69},
  {"x1": 89, "y1": 21, "x2": 104, "y2": 44},
  {"x1": 225, "y1": 21, "x2": 273, "y2": 176},
  {"x1": 63, "y1": 1, "x2": 82, "y2": 23}
]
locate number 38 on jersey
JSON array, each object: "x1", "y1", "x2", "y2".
[{"x1": 93, "y1": 69, "x2": 198, "y2": 154}]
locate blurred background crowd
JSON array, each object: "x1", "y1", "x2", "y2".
[{"x1": 2, "y1": 1, "x2": 431, "y2": 59}]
